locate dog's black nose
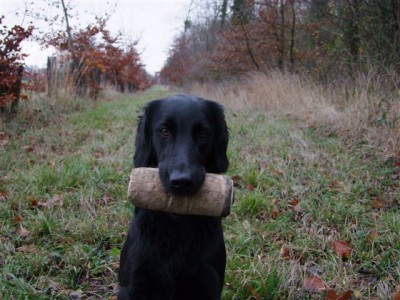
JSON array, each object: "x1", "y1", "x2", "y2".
[{"x1": 170, "y1": 171, "x2": 194, "y2": 190}]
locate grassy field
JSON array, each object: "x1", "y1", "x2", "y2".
[{"x1": 0, "y1": 83, "x2": 399, "y2": 299}]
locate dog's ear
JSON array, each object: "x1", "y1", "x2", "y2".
[
  {"x1": 133, "y1": 104, "x2": 157, "y2": 167},
  {"x1": 208, "y1": 102, "x2": 229, "y2": 173}
]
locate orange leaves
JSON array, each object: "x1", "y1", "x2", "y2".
[
  {"x1": 280, "y1": 245, "x2": 291, "y2": 260},
  {"x1": 27, "y1": 194, "x2": 63, "y2": 210},
  {"x1": 304, "y1": 275, "x2": 353, "y2": 299},
  {"x1": 303, "y1": 240, "x2": 354, "y2": 298},
  {"x1": 371, "y1": 197, "x2": 384, "y2": 209},
  {"x1": 332, "y1": 240, "x2": 352, "y2": 260},
  {"x1": 393, "y1": 284, "x2": 400, "y2": 300},
  {"x1": 0, "y1": 16, "x2": 33, "y2": 109},
  {"x1": 326, "y1": 290, "x2": 353, "y2": 300}
]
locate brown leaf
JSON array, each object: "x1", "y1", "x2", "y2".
[
  {"x1": 371, "y1": 197, "x2": 384, "y2": 209},
  {"x1": 367, "y1": 230, "x2": 380, "y2": 243},
  {"x1": 271, "y1": 206, "x2": 280, "y2": 219},
  {"x1": 18, "y1": 225, "x2": 30, "y2": 238},
  {"x1": 0, "y1": 190, "x2": 8, "y2": 201},
  {"x1": 23, "y1": 145, "x2": 35, "y2": 153},
  {"x1": 326, "y1": 290, "x2": 353, "y2": 300},
  {"x1": 16, "y1": 244, "x2": 38, "y2": 253},
  {"x1": 259, "y1": 161, "x2": 268, "y2": 170},
  {"x1": 304, "y1": 275, "x2": 328, "y2": 292},
  {"x1": 246, "y1": 184, "x2": 255, "y2": 190},
  {"x1": 326, "y1": 290, "x2": 338, "y2": 300},
  {"x1": 280, "y1": 246, "x2": 291, "y2": 260},
  {"x1": 0, "y1": 131, "x2": 8, "y2": 147},
  {"x1": 39, "y1": 194, "x2": 63, "y2": 209},
  {"x1": 94, "y1": 152, "x2": 104, "y2": 159},
  {"x1": 13, "y1": 214, "x2": 23, "y2": 223},
  {"x1": 231, "y1": 175, "x2": 242, "y2": 188},
  {"x1": 394, "y1": 284, "x2": 400, "y2": 300},
  {"x1": 336, "y1": 291, "x2": 353, "y2": 300},
  {"x1": 289, "y1": 197, "x2": 299, "y2": 206},
  {"x1": 332, "y1": 240, "x2": 352, "y2": 259},
  {"x1": 27, "y1": 195, "x2": 39, "y2": 209}
]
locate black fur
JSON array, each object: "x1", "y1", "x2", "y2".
[{"x1": 118, "y1": 94, "x2": 229, "y2": 300}]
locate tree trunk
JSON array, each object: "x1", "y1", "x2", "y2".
[
  {"x1": 10, "y1": 66, "x2": 24, "y2": 116},
  {"x1": 278, "y1": 0, "x2": 286, "y2": 71},
  {"x1": 289, "y1": 0, "x2": 296, "y2": 70}
]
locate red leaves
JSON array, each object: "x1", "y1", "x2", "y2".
[
  {"x1": 304, "y1": 275, "x2": 353, "y2": 299},
  {"x1": 27, "y1": 194, "x2": 63, "y2": 209},
  {"x1": 332, "y1": 240, "x2": 352, "y2": 260},
  {"x1": 0, "y1": 17, "x2": 33, "y2": 108},
  {"x1": 393, "y1": 284, "x2": 400, "y2": 300},
  {"x1": 371, "y1": 197, "x2": 384, "y2": 209},
  {"x1": 326, "y1": 290, "x2": 352, "y2": 300}
]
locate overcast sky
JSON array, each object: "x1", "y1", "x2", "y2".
[{"x1": 2, "y1": 0, "x2": 193, "y2": 74}]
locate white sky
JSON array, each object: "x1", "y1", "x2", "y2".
[{"x1": 1, "y1": 0, "x2": 193, "y2": 74}]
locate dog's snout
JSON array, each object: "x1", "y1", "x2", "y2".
[{"x1": 170, "y1": 170, "x2": 194, "y2": 190}]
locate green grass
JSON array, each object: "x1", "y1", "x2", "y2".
[{"x1": 1, "y1": 86, "x2": 399, "y2": 299}]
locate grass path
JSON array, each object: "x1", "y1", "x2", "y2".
[{"x1": 1, "y1": 87, "x2": 399, "y2": 299}]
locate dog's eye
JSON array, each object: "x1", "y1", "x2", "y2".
[
  {"x1": 198, "y1": 130, "x2": 209, "y2": 139},
  {"x1": 160, "y1": 127, "x2": 170, "y2": 137}
]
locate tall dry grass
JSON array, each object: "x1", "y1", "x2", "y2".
[{"x1": 188, "y1": 71, "x2": 400, "y2": 158}]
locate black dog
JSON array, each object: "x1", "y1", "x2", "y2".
[{"x1": 118, "y1": 94, "x2": 229, "y2": 300}]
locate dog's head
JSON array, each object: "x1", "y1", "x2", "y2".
[{"x1": 134, "y1": 94, "x2": 229, "y2": 196}]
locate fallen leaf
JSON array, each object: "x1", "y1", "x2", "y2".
[
  {"x1": 367, "y1": 230, "x2": 380, "y2": 243},
  {"x1": 231, "y1": 175, "x2": 242, "y2": 187},
  {"x1": 289, "y1": 197, "x2": 299, "y2": 206},
  {"x1": 326, "y1": 290, "x2": 338, "y2": 300},
  {"x1": 246, "y1": 286, "x2": 261, "y2": 300},
  {"x1": 16, "y1": 244, "x2": 38, "y2": 253},
  {"x1": 326, "y1": 290, "x2": 353, "y2": 300},
  {"x1": 94, "y1": 152, "x2": 104, "y2": 159},
  {"x1": 27, "y1": 195, "x2": 39, "y2": 209},
  {"x1": 0, "y1": 131, "x2": 8, "y2": 146},
  {"x1": 371, "y1": 197, "x2": 384, "y2": 209},
  {"x1": 304, "y1": 275, "x2": 328, "y2": 292},
  {"x1": 246, "y1": 184, "x2": 255, "y2": 190},
  {"x1": 0, "y1": 190, "x2": 8, "y2": 201},
  {"x1": 328, "y1": 180, "x2": 339, "y2": 189},
  {"x1": 332, "y1": 240, "x2": 352, "y2": 259},
  {"x1": 39, "y1": 194, "x2": 63, "y2": 209},
  {"x1": 23, "y1": 145, "x2": 35, "y2": 153},
  {"x1": 336, "y1": 291, "x2": 353, "y2": 300},
  {"x1": 271, "y1": 206, "x2": 279, "y2": 219},
  {"x1": 280, "y1": 246, "x2": 290, "y2": 260},
  {"x1": 13, "y1": 214, "x2": 23, "y2": 223},
  {"x1": 393, "y1": 284, "x2": 400, "y2": 300},
  {"x1": 18, "y1": 225, "x2": 30, "y2": 238},
  {"x1": 259, "y1": 161, "x2": 268, "y2": 170}
]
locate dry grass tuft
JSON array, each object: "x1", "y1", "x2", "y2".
[{"x1": 188, "y1": 71, "x2": 400, "y2": 158}]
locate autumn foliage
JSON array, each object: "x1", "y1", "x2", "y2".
[
  {"x1": 160, "y1": 0, "x2": 400, "y2": 84},
  {"x1": 45, "y1": 17, "x2": 151, "y2": 98},
  {"x1": 0, "y1": 16, "x2": 33, "y2": 114}
]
